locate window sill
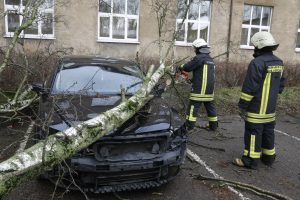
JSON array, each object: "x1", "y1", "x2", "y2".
[
  {"x1": 97, "y1": 39, "x2": 140, "y2": 44},
  {"x1": 4, "y1": 34, "x2": 55, "y2": 40},
  {"x1": 240, "y1": 45, "x2": 255, "y2": 50},
  {"x1": 175, "y1": 42, "x2": 193, "y2": 47}
]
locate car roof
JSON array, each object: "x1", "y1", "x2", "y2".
[{"x1": 62, "y1": 56, "x2": 136, "y2": 66}]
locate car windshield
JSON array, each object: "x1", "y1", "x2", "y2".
[{"x1": 52, "y1": 65, "x2": 143, "y2": 95}]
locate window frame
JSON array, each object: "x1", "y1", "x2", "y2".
[
  {"x1": 175, "y1": 0, "x2": 212, "y2": 46},
  {"x1": 4, "y1": 0, "x2": 55, "y2": 39},
  {"x1": 296, "y1": 20, "x2": 300, "y2": 52},
  {"x1": 240, "y1": 4, "x2": 273, "y2": 49},
  {"x1": 97, "y1": 0, "x2": 140, "y2": 44}
]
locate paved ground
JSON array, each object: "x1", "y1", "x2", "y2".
[{"x1": 1, "y1": 114, "x2": 300, "y2": 200}]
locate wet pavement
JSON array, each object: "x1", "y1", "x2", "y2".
[{"x1": 2, "y1": 114, "x2": 300, "y2": 200}]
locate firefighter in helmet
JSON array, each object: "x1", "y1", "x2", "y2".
[
  {"x1": 179, "y1": 38, "x2": 218, "y2": 131},
  {"x1": 234, "y1": 32, "x2": 286, "y2": 169}
]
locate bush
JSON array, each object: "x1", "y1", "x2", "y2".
[{"x1": 0, "y1": 48, "x2": 73, "y2": 91}]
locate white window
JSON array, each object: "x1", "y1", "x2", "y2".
[
  {"x1": 175, "y1": 0, "x2": 211, "y2": 46},
  {"x1": 4, "y1": 0, "x2": 55, "y2": 39},
  {"x1": 98, "y1": 0, "x2": 139, "y2": 43},
  {"x1": 296, "y1": 20, "x2": 300, "y2": 52},
  {"x1": 241, "y1": 4, "x2": 272, "y2": 49}
]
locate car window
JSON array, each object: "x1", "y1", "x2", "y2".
[{"x1": 52, "y1": 65, "x2": 143, "y2": 95}]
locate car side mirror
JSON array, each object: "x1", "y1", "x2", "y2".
[
  {"x1": 32, "y1": 83, "x2": 46, "y2": 94},
  {"x1": 32, "y1": 83, "x2": 49, "y2": 101}
]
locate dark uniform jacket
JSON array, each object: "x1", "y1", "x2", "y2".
[
  {"x1": 238, "y1": 51, "x2": 286, "y2": 123},
  {"x1": 181, "y1": 52, "x2": 215, "y2": 102}
]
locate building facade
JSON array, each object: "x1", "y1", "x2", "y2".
[{"x1": 0, "y1": 0, "x2": 299, "y2": 65}]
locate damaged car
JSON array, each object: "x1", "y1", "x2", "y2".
[{"x1": 33, "y1": 56, "x2": 187, "y2": 193}]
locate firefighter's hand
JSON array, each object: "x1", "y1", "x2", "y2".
[{"x1": 238, "y1": 108, "x2": 246, "y2": 120}]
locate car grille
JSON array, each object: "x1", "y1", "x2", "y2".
[
  {"x1": 93, "y1": 136, "x2": 168, "y2": 162},
  {"x1": 96, "y1": 168, "x2": 161, "y2": 186}
]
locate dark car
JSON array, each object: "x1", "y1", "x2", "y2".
[{"x1": 34, "y1": 56, "x2": 187, "y2": 193}]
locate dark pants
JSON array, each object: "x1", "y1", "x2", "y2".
[
  {"x1": 243, "y1": 121, "x2": 276, "y2": 166},
  {"x1": 186, "y1": 100, "x2": 218, "y2": 130}
]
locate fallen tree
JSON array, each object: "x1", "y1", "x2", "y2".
[
  {"x1": 0, "y1": 64, "x2": 167, "y2": 198},
  {"x1": 0, "y1": 1, "x2": 192, "y2": 198}
]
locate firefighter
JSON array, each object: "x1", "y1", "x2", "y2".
[
  {"x1": 234, "y1": 32, "x2": 286, "y2": 169},
  {"x1": 179, "y1": 38, "x2": 218, "y2": 131}
]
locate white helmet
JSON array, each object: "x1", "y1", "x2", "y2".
[
  {"x1": 192, "y1": 38, "x2": 208, "y2": 48},
  {"x1": 251, "y1": 31, "x2": 279, "y2": 49}
]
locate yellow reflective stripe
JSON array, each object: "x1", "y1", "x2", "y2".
[
  {"x1": 262, "y1": 148, "x2": 275, "y2": 155},
  {"x1": 189, "y1": 97, "x2": 213, "y2": 101},
  {"x1": 246, "y1": 112, "x2": 276, "y2": 119},
  {"x1": 260, "y1": 73, "x2": 271, "y2": 114},
  {"x1": 208, "y1": 116, "x2": 218, "y2": 122},
  {"x1": 240, "y1": 92, "x2": 254, "y2": 101},
  {"x1": 250, "y1": 135, "x2": 261, "y2": 158},
  {"x1": 243, "y1": 149, "x2": 249, "y2": 156},
  {"x1": 190, "y1": 93, "x2": 214, "y2": 98},
  {"x1": 250, "y1": 152, "x2": 261, "y2": 158},
  {"x1": 201, "y1": 64, "x2": 208, "y2": 95},
  {"x1": 187, "y1": 105, "x2": 197, "y2": 122},
  {"x1": 245, "y1": 117, "x2": 275, "y2": 123}
]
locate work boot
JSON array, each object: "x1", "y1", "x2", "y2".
[
  {"x1": 184, "y1": 121, "x2": 195, "y2": 131},
  {"x1": 233, "y1": 156, "x2": 258, "y2": 170},
  {"x1": 261, "y1": 154, "x2": 276, "y2": 166},
  {"x1": 209, "y1": 121, "x2": 218, "y2": 131}
]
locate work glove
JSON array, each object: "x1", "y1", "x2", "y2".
[
  {"x1": 174, "y1": 65, "x2": 181, "y2": 73},
  {"x1": 238, "y1": 108, "x2": 246, "y2": 120}
]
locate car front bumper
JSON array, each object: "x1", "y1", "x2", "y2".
[{"x1": 70, "y1": 141, "x2": 186, "y2": 193}]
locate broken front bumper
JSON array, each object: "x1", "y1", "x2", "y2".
[{"x1": 72, "y1": 146, "x2": 186, "y2": 193}]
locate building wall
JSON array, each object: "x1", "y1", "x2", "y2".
[
  {"x1": 227, "y1": 0, "x2": 300, "y2": 64},
  {"x1": 0, "y1": 0, "x2": 299, "y2": 65}
]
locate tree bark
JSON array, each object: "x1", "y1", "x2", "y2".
[{"x1": 0, "y1": 63, "x2": 166, "y2": 198}]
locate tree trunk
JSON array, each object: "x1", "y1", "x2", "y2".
[{"x1": 0, "y1": 64, "x2": 166, "y2": 198}]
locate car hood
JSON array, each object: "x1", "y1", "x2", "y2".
[{"x1": 41, "y1": 95, "x2": 183, "y2": 135}]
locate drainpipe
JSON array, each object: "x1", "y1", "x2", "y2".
[{"x1": 226, "y1": 0, "x2": 233, "y2": 61}]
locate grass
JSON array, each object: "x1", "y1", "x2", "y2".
[
  {"x1": 168, "y1": 84, "x2": 300, "y2": 115},
  {"x1": 277, "y1": 87, "x2": 300, "y2": 113},
  {"x1": 216, "y1": 87, "x2": 300, "y2": 114}
]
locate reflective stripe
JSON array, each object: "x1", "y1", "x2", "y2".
[
  {"x1": 190, "y1": 93, "x2": 214, "y2": 98},
  {"x1": 243, "y1": 149, "x2": 249, "y2": 156},
  {"x1": 245, "y1": 112, "x2": 276, "y2": 123},
  {"x1": 190, "y1": 97, "x2": 214, "y2": 101},
  {"x1": 190, "y1": 93, "x2": 214, "y2": 101},
  {"x1": 262, "y1": 148, "x2": 275, "y2": 155},
  {"x1": 208, "y1": 116, "x2": 218, "y2": 122},
  {"x1": 246, "y1": 112, "x2": 276, "y2": 118},
  {"x1": 250, "y1": 135, "x2": 261, "y2": 158},
  {"x1": 240, "y1": 92, "x2": 254, "y2": 102},
  {"x1": 201, "y1": 64, "x2": 208, "y2": 95},
  {"x1": 187, "y1": 105, "x2": 197, "y2": 122},
  {"x1": 260, "y1": 73, "x2": 271, "y2": 114},
  {"x1": 245, "y1": 117, "x2": 275, "y2": 123}
]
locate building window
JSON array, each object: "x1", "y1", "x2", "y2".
[
  {"x1": 4, "y1": 0, "x2": 55, "y2": 39},
  {"x1": 175, "y1": 0, "x2": 211, "y2": 46},
  {"x1": 98, "y1": 0, "x2": 139, "y2": 43},
  {"x1": 296, "y1": 20, "x2": 300, "y2": 52},
  {"x1": 240, "y1": 4, "x2": 272, "y2": 49}
]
